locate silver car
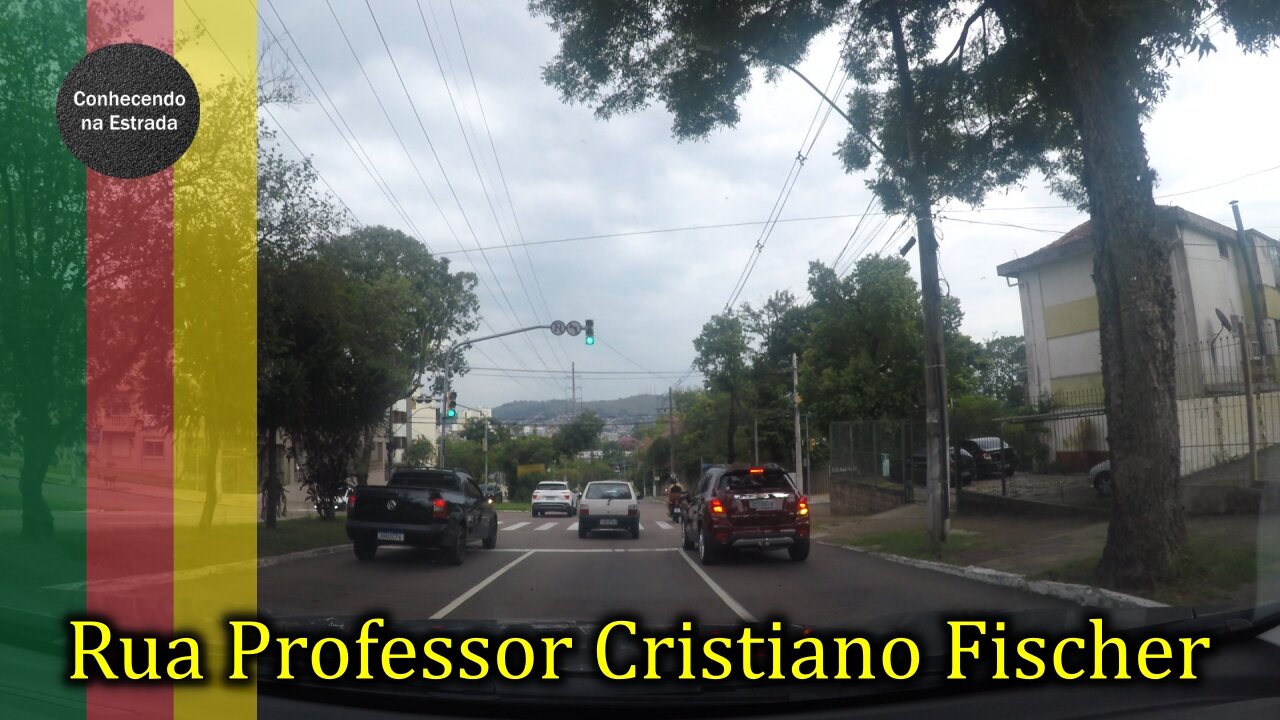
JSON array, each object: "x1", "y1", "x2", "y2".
[{"x1": 1089, "y1": 460, "x2": 1112, "y2": 497}]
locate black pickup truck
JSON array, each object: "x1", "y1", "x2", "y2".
[{"x1": 346, "y1": 467, "x2": 498, "y2": 565}]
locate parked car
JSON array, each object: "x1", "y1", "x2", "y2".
[
  {"x1": 479, "y1": 483, "x2": 505, "y2": 502},
  {"x1": 531, "y1": 480, "x2": 576, "y2": 516},
  {"x1": 682, "y1": 464, "x2": 810, "y2": 565},
  {"x1": 1089, "y1": 460, "x2": 1112, "y2": 497},
  {"x1": 959, "y1": 437, "x2": 1017, "y2": 478},
  {"x1": 345, "y1": 467, "x2": 497, "y2": 565},
  {"x1": 908, "y1": 447, "x2": 976, "y2": 486},
  {"x1": 577, "y1": 480, "x2": 639, "y2": 538}
]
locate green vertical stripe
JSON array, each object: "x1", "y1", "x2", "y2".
[{"x1": 0, "y1": 2, "x2": 86, "y2": 717}]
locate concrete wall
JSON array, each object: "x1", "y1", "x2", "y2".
[
  {"x1": 1178, "y1": 389, "x2": 1280, "y2": 475},
  {"x1": 830, "y1": 477, "x2": 905, "y2": 516}
]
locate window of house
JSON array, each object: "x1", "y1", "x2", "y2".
[
  {"x1": 142, "y1": 440, "x2": 164, "y2": 459},
  {"x1": 1219, "y1": 237, "x2": 1230, "y2": 259}
]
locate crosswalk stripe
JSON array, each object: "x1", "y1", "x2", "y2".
[
  {"x1": 535, "y1": 522, "x2": 557, "y2": 531},
  {"x1": 656, "y1": 521, "x2": 672, "y2": 530},
  {"x1": 638, "y1": 523, "x2": 645, "y2": 531},
  {"x1": 567, "y1": 522, "x2": 578, "y2": 531},
  {"x1": 501, "y1": 521, "x2": 530, "y2": 532}
]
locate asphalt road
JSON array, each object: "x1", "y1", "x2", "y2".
[{"x1": 259, "y1": 500, "x2": 1074, "y2": 628}]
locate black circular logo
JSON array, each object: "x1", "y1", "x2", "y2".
[{"x1": 56, "y1": 43, "x2": 200, "y2": 179}]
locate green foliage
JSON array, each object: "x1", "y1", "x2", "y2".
[
  {"x1": 402, "y1": 437, "x2": 435, "y2": 467},
  {"x1": 552, "y1": 411, "x2": 606, "y2": 457}
]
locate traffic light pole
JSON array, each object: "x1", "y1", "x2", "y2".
[{"x1": 438, "y1": 321, "x2": 593, "y2": 466}]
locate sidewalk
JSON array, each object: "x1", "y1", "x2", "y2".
[{"x1": 813, "y1": 500, "x2": 1267, "y2": 607}]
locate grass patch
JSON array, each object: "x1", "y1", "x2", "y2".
[
  {"x1": 845, "y1": 529, "x2": 976, "y2": 560},
  {"x1": 1035, "y1": 538, "x2": 1259, "y2": 606},
  {"x1": 492, "y1": 502, "x2": 531, "y2": 512},
  {"x1": 258, "y1": 516, "x2": 349, "y2": 557}
]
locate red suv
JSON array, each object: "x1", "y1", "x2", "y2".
[{"x1": 681, "y1": 464, "x2": 810, "y2": 564}]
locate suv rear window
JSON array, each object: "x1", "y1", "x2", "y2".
[
  {"x1": 536, "y1": 482, "x2": 568, "y2": 491},
  {"x1": 971, "y1": 438, "x2": 1006, "y2": 451},
  {"x1": 389, "y1": 470, "x2": 457, "y2": 490},
  {"x1": 718, "y1": 470, "x2": 792, "y2": 492},
  {"x1": 585, "y1": 483, "x2": 631, "y2": 499}
]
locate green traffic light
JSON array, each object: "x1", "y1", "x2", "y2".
[
  {"x1": 586, "y1": 335, "x2": 595, "y2": 346},
  {"x1": 447, "y1": 408, "x2": 457, "y2": 418}
]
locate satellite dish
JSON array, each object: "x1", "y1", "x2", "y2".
[{"x1": 1215, "y1": 308, "x2": 1233, "y2": 332}]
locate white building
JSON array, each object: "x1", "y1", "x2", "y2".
[{"x1": 997, "y1": 206, "x2": 1280, "y2": 403}]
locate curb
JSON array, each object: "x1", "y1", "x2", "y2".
[
  {"x1": 817, "y1": 540, "x2": 1167, "y2": 609},
  {"x1": 258, "y1": 544, "x2": 349, "y2": 568}
]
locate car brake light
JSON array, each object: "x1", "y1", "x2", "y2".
[
  {"x1": 749, "y1": 467, "x2": 765, "y2": 474},
  {"x1": 797, "y1": 496, "x2": 809, "y2": 516},
  {"x1": 563, "y1": 493, "x2": 570, "y2": 500},
  {"x1": 983, "y1": 453, "x2": 992, "y2": 460},
  {"x1": 628, "y1": 505, "x2": 638, "y2": 516},
  {"x1": 579, "y1": 505, "x2": 588, "y2": 516},
  {"x1": 709, "y1": 498, "x2": 725, "y2": 514},
  {"x1": 432, "y1": 497, "x2": 447, "y2": 519},
  {"x1": 347, "y1": 493, "x2": 356, "y2": 512}
]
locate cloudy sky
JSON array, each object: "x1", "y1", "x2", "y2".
[{"x1": 259, "y1": 0, "x2": 1280, "y2": 409}]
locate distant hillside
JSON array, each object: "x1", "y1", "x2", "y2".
[{"x1": 493, "y1": 393, "x2": 663, "y2": 423}]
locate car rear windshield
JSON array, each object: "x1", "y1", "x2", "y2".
[
  {"x1": 972, "y1": 438, "x2": 1007, "y2": 450},
  {"x1": 719, "y1": 470, "x2": 793, "y2": 492},
  {"x1": 388, "y1": 470, "x2": 457, "y2": 490},
  {"x1": 585, "y1": 483, "x2": 631, "y2": 499},
  {"x1": 536, "y1": 482, "x2": 568, "y2": 491}
]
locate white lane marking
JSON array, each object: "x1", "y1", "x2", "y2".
[
  {"x1": 655, "y1": 521, "x2": 672, "y2": 530},
  {"x1": 678, "y1": 550, "x2": 757, "y2": 623},
  {"x1": 430, "y1": 550, "x2": 535, "y2": 620},
  {"x1": 567, "y1": 522, "x2": 578, "y2": 530},
  {"x1": 638, "y1": 523, "x2": 645, "y2": 531},
  {"x1": 487, "y1": 548, "x2": 680, "y2": 553},
  {"x1": 497, "y1": 520, "x2": 504, "y2": 525},
  {"x1": 535, "y1": 522, "x2": 557, "y2": 531},
  {"x1": 501, "y1": 521, "x2": 530, "y2": 532}
]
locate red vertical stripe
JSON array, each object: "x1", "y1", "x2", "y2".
[{"x1": 85, "y1": 0, "x2": 174, "y2": 714}]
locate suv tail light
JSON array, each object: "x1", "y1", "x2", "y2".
[
  {"x1": 982, "y1": 453, "x2": 992, "y2": 460},
  {"x1": 579, "y1": 505, "x2": 589, "y2": 516},
  {"x1": 562, "y1": 493, "x2": 571, "y2": 500},
  {"x1": 347, "y1": 493, "x2": 356, "y2": 512},
  {"x1": 432, "y1": 497, "x2": 448, "y2": 519},
  {"x1": 628, "y1": 505, "x2": 638, "y2": 516},
  {"x1": 797, "y1": 496, "x2": 809, "y2": 516},
  {"x1": 709, "y1": 498, "x2": 725, "y2": 514}
]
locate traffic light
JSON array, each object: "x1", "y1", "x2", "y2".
[
  {"x1": 585, "y1": 319, "x2": 595, "y2": 346},
  {"x1": 447, "y1": 391, "x2": 458, "y2": 419}
]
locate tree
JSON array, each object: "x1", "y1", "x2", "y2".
[
  {"x1": 553, "y1": 411, "x2": 606, "y2": 458},
  {"x1": 402, "y1": 437, "x2": 436, "y2": 467},
  {"x1": 461, "y1": 418, "x2": 489, "y2": 443},
  {"x1": 693, "y1": 313, "x2": 750, "y2": 462},
  {"x1": 976, "y1": 335, "x2": 1026, "y2": 406},
  {"x1": 960, "y1": 0, "x2": 1280, "y2": 585}
]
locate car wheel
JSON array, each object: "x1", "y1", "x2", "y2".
[
  {"x1": 445, "y1": 528, "x2": 466, "y2": 566},
  {"x1": 681, "y1": 519, "x2": 695, "y2": 550},
  {"x1": 788, "y1": 539, "x2": 811, "y2": 562},
  {"x1": 353, "y1": 539, "x2": 377, "y2": 562},
  {"x1": 1094, "y1": 472, "x2": 1113, "y2": 497},
  {"x1": 630, "y1": 522, "x2": 640, "y2": 539},
  {"x1": 482, "y1": 518, "x2": 497, "y2": 549},
  {"x1": 532, "y1": 508, "x2": 540, "y2": 517},
  {"x1": 697, "y1": 527, "x2": 718, "y2": 566},
  {"x1": 578, "y1": 525, "x2": 588, "y2": 539}
]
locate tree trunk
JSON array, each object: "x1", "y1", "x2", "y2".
[
  {"x1": 354, "y1": 426, "x2": 373, "y2": 486},
  {"x1": 265, "y1": 425, "x2": 280, "y2": 529},
  {"x1": 19, "y1": 423, "x2": 57, "y2": 542},
  {"x1": 726, "y1": 386, "x2": 738, "y2": 463},
  {"x1": 200, "y1": 436, "x2": 221, "y2": 528},
  {"x1": 1029, "y1": 0, "x2": 1186, "y2": 587}
]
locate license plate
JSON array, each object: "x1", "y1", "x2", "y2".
[
  {"x1": 750, "y1": 499, "x2": 781, "y2": 511},
  {"x1": 377, "y1": 531, "x2": 404, "y2": 542},
  {"x1": 599, "y1": 518, "x2": 618, "y2": 526}
]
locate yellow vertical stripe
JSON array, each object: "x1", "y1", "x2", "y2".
[{"x1": 174, "y1": 2, "x2": 256, "y2": 717}]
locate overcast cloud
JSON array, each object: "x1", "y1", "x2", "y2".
[{"x1": 259, "y1": 0, "x2": 1280, "y2": 409}]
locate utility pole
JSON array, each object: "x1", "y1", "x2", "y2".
[
  {"x1": 668, "y1": 386, "x2": 676, "y2": 481},
  {"x1": 1233, "y1": 202, "x2": 1260, "y2": 486},
  {"x1": 483, "y1": 421, "x2": 489, "y2": 483},
  {"x1": 1233, "y1": 201, "x2": 1269, "y2": 356},
  {"x1": 804, "y1": 412, "x2": 811, "y2": 489},
  {"x1": 753, "y1": 417, "x2": 759, "y2": 465},
  {"x1": 792, "y1": 353, "x2": 804, "y2": 494},
  {"x1": 571, "y1": 362, "x2": 576, "y2": 418}
]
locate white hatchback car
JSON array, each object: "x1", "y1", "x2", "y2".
[{"x1": 577, "y1": 480, "x2": 639, "y2": 539}]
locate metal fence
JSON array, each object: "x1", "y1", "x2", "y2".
[{"x1": 829, "y1": 420, "x2": 925, "y2": 502}]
